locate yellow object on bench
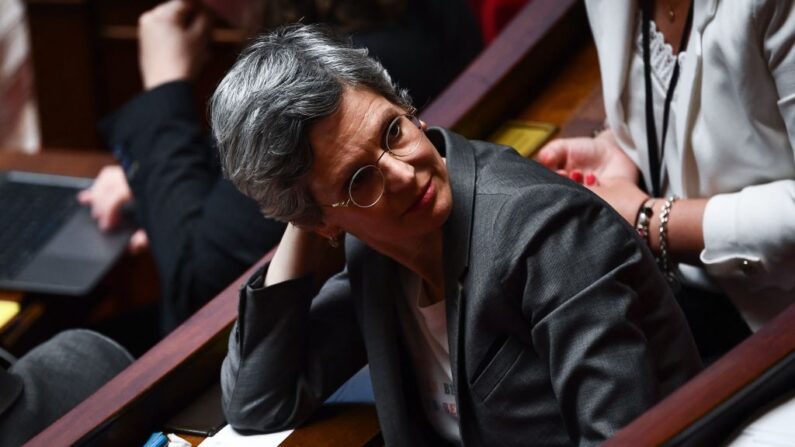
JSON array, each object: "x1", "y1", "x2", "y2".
[{"x1": 488, "y1": 120, "x2": 556, "y2": 158}]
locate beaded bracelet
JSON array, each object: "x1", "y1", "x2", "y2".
[
  {"x1": 634, "y1": 198, "x2": 655, "y2": 246},
  {"x1": 658, "y1": 196, "x2": 679, "y2": 287}
]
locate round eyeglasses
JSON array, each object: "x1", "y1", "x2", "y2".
[{"x1": 328, "y1": 113, "x2": 422, "y2": 209}]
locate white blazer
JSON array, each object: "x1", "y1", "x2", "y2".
[{"x1": 585, "y1": 0, "x2": 795, "y2": 331}]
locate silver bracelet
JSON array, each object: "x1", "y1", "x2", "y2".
[
  {"x1": 658, "y1": 196, "x2": 679, "y2": 287},
  {"x1": 635, "y1": 198, "x2": 655, "y2": 245}
]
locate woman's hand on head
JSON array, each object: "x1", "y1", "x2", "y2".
[
  {"x1": 536, "y1": 129, "x2": 639, "y2": 184},
  {"x1": 138, "y1": 0, "x2": 212, "y2": 90},
  {"x1": 265, "y1": 224, "x2": 346, "y2": 289}
]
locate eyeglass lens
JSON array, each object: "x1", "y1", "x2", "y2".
[
  {"x1": 385, "y1": 114, "x2": 420, "y2": 156},
  {"x1": 348, "y1": 164, "x2": 385, "y2": 207},
  {"x1": 347, "y1": 114, "x2": 420, "y2": 208}
]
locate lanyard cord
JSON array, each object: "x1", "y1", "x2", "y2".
[{"x1": 641, "y1": 0, "x2": 694, "y2": 198}]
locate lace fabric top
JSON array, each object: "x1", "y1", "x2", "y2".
[
  {"x1": 636, "y1": 17, "x2": 688, "y2": 88},
  {"x1": 621, "y1": 14, "x2": 690, "y2": 195}
]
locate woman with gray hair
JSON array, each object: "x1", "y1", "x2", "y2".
[{"x1": 214, "y1": 24, "x2": 701, "y2": 446}]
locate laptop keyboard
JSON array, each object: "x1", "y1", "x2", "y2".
[{"x1": 0, "y1": 182, "x2": 80, "y2": 279}]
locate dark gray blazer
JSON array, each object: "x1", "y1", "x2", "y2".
[{"x1": 221, "y1": 128, "x2": 702, "y2": 446}]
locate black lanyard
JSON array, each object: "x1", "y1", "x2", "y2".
[{"x1": 641, "y1": 0, "x2": 694, "y2": 198}]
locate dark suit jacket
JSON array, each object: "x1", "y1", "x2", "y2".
[
  {"x1": 221, "y1": 128, "x2": 702, "y2": 446},
  {"x1": 99, "y1": 0, "x2": 481, "y2": 333}
]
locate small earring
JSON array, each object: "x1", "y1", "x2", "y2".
[{"x1": 328, "y1": 234, "x2": 340, "y2": 248}]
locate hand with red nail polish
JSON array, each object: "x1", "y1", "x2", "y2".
[{"x1": 536, "y1": 130, "x2": 639, "y2": 184}]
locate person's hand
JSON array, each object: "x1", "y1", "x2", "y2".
[
  {"x1": 77, "y1": 165, "x2": 150, "y2": 253},
  {"x1": 138, "y1": 0, "x2": 212, "y2": 90},
  {"x1": 536, "y1": 130, "x2": 640, "y2": 184},
  {"x1": 265, "y1": 223, "x2": 346, "y2": 289},
  {"x1": 77, "y1": 165, "x2": 133, "y2": 231},
  {"x1": 127, "y1": 229, "x2": 149, "y2": 255}
]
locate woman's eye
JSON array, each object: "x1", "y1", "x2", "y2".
[
  {"x1": 350, "y1": 169, "x2": 370, "y2": 190},
  {"x1": 386, "y1": 119, "x2": 402, "y2": 148}
]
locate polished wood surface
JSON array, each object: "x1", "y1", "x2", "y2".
[
  {"x1": 423, "y1": 0, "x2": 592, "y2": 138},
  {"x1": 607, "y1": 302, "x2": 795, "y2": 446},
  {"x1": 170, "y1": 405, "x2": 379, "y2": 447},
  {"x1": 175, "y1": 404, "x2": 380, "y2": 447},
  {"x1": 282, "y1": 404, "x2": 381, "y2": 447},
  {"x1": 517, "y1": 44, "x2": 602, "y2": 137},
  {"x1": 0, "y1": 148, "x2": 114, "y2": 176},
  {"x1": 25, "y1": 1, "x2": 602, "y2": 445}
]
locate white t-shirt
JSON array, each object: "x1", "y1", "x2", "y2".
[{"x1": 396, "y1": 267, "x2": 461, "y2": 444}]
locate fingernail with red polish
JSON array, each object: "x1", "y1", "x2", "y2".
[
  {"x1": 585, "y1": 174, "x2": 596, "y2": 186},
  {"x1": 570, "y1": 171, "x2": 583, "y2": 183}
]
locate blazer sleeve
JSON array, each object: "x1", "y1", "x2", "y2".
[
  {"x1": 498, "y1": 185, "x2": 700, "y2": 445},
  {"x1": 99, "y1": 82, "x2": 285, "y2": 332},
  {"x1": 700, "y1": 1, "x2": 795, "y2": 292},
  {"x1": 221, "y1": 265, "x2": 368, "y2": 433}
]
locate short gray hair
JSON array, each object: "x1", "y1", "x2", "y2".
[{"x1": 210, "y1": 24, "x2": 412, "y2": 226}]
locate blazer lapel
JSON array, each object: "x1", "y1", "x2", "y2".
[
  {"x1": 428, "y1": 127, "x2": 475, "y2": 428},
  {"x1": 672, "y1": 0, "x2": 717, "y2": 196}
]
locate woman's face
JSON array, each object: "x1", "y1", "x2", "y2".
[{"x1": 306, "y1": 88, "x2": 452, "y2": 244}]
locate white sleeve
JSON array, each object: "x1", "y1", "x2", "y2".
[
  {"x1": 699, "y1": 1, "x2": 795, "y2": 291},
  {"x1": 701, "y1": 180, "x2": 795, "y2": 291}
]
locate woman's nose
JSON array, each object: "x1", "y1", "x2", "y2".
[{"x1": 380, "y1": 154, "x2": 415, "y2": 193}]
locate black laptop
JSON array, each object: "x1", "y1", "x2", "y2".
[{"x1": 0, "y1": 170, "x2": 134, "y2": 295}]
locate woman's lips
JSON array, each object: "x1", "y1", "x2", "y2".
[{"x1": 405, "y1": 178, "x2": 434, "y2": 215}]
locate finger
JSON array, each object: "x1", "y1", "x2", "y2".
[
  {"x1": 154, "y1": 0, "x2": 191, "y2": 22},
  {"x1": 128, "y1": 229, "x2": 149, "y2": 254},
  {"x1": 189, "y1": 8, "x2": 213, "y2": 36},
  {"x1": 97, "y1": 209, "x2": 112, "y2": 231},
  {"x1": 76, "y1": 189, "x2": 93, "y2": 204},
  {"x1": 173, "y1": 0, "x2": 198, "y2": 25},
  {"x1": 555, "y1": 169, "x2": 568, "y2": 177},
  {"x1": 585, "y1": 173, "x2": 597, "y2": 186},
  {"x1": 104, "y1": 199, "x2": 126, "y2": 230},
  {"x1": 569, "y1": 170, "x2": 583, "y2": 184},
  {"x1": 536, "y1": 142, "x2": 566, "y2": 169},
  {"x1": 91, "y1": 208, "x2": 105, "y2": 228}
]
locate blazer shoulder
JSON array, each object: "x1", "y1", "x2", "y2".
[
  {"x1": 469, "y1": 140, "x2": 566, "y2": 195},
  {"x1": 477, "y1": 170, "x2": 640, "y2": 272}
]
